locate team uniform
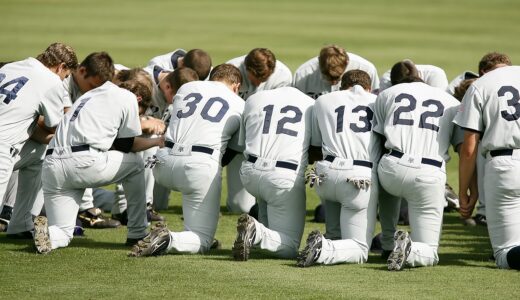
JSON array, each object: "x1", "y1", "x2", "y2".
[
  {"x1": 454, "y1": 66, "x2": 520, "y2": 269},
  {"x1": 305, "y1": 86, "x2": 381, "y2": 265},
  {"x1": 234, "y1": 87, "x2": 315, "y2": 259},
  {"x1": 225, "y1": 55, "x2": 293, "y2": 213},
  {"x1": 378, "y1": 64, "x2": 449, "y2": 93},
  {"x1": 40, "y1": 81, "x2": 148, "y2": 250},
  {"x1": 374, "y1": 82, "x2": 460, "y2": 268},
  {"x1": 152, "y1": 80, "x2": 244, "y2": 253},
  {"x1": 446, "y1": 70, "x2": 479, "y2": 96},
  {"x1": 0, "y1": 58, "x2": 65, "y2": 235},
  {"x1": 293, "y1": 53, "x2": 379, "y2": 99}
]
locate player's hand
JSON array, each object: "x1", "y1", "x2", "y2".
[
  {"x1": 156, "y1": 135, "x2": 165, "y2": 148},
  {"x1": 459, "y1": 190, "x2": 478, "y2": 219},
  {"x1": 141, "y1": 117, "x2": 166, "y2": 135}
]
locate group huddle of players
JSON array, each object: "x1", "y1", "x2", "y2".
[{"x1": 1, "y1": 43, "x2": 519, "y2": 271}]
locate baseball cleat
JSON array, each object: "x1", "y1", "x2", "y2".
[
  {"x1": 232, "y1": 214, "x2": 256, "y2": 261},
  {"x1": 128, "y1": 223, "x2": 170, "y2": 257},
  {"x1": 387, "y1": 230, "x2": 412, "y2": 271},
  {"x1": 210, "y1": 238, "x2": 222, "y2": 250},
  {"x1": 473, "y1": 214, "x2": 487, "y2": 226},
  {"x1": 147, "y1": 205, "x2": 166, "y2": 222},
  {"x1": 78, "y1": 207, "x2": 121, "y2": 229},
  {"x1": 296, "y1": 230, "x2": 323, "y2": 267},
  {"x1": 34, "y1": 216, "x2": 52, "y2": 254}
]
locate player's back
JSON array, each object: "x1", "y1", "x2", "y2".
[
  {"x1": 0, "y1": 58, "x2": 64, "y2": 146},
  {"x1": 466, "y1": 66, "x2": 520, "y2": 153},
  {"x1": 379, "y1": 64, "x2": 449, "y2": 93},
  {"x1": 242, "y1": 87, "x2": 314, "y2": 168},
  {"x1": 313, "y1": 86, "x2": 378, "y2": 162},
  {"x1": 166, "y1": 80, "x2": 244, "y2": 153},
  {"x1": 344, "y1": 52, "x2": 379, "y2": 91},
  {"x1": 51, "y1": 81, "x2": 141, "y2": 151},
  {"x1": 146, "y1": 49, "x2": 186, "y2": 71},
  {"x1": 374, "y1": 82, "x2": 459, "y2": 161}
]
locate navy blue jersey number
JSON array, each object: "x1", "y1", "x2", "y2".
[
  {"x1": 0, "y1": 73, "x2": 29, "y2": 105},
  {"x1": 177, "y1": 93, "x2": 229, "y2": 123},
  {"x1": 499, "y1": 86, "x2": 520, "y2": 121},
  {"x1": 335, "y1": 105, "x2": 373, "y2": 133},
  {"x1": 262, "y1": 104, "x2": 303, "y2": 137},
  {"x1": 393, "y1": 93, "x2": 444, "y2": 131},
  {"x1": 70, "y1": 97, "x2": 91, "y2": 122}
]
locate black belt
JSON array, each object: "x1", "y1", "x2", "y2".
[
  {"x1": 324, "y1": 155, "x2": 373, "y2": 169},
  {"x1": 247, "y1": 155, "x2": 298, "y2": 171},
  {"x1": 45, "y1": 144, "x2": 90, "y2": 156},
  {"x1": 489, "y1": 149, "x2": 514, "y2": 157},
  {"x1": 389, "y1": 150, "x2": 443, "y2": 168},
  {"x1": 165, "y1": 141, "x2": 214, "y2": 155}
]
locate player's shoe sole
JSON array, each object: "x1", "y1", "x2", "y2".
[
  {"x1": 297, "y1": 230, "x2": 323, "y2": 268},
  {"x1": 34, "y1": 216, "x2": 52, "y2": 254},
  {"x1": 387, "y1": 230, "x2": 411, "y2": 271},
  {"x1": 128, "y1": 223, "x2": 170, "y2": 257},
  {"x1": 232, "y1": 214, "x2": 256, "y2": 261}
]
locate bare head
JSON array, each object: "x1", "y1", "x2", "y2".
[
  {"x1": 244, "y1": 48, "x2": 276, "y2": 87},
  {"x1": 390, "y1": 59, "x2": 421, "y2": 86},
  {"x1": 453, "y1": 78, "x2": 477, "y2": 102},
  {"x1": 319, "y1": 45, "x2": 348, "y2": 85},
  {"x1": 183, "y1": 49, "x2": 212, "y2": 80},
  {"x1": 118, "y1": 79, "x2": 153, "y2": 115},
  {"x1": 209, "y1": 64, "x2": 242, "y2": 94},
  {"x1": 36, "y1": 42, "x2": 78, "y2": 80},
  {"x1": 163, "y1": 67, "x2": 199, "y2": 103},
  {"x1": 340, "y1": 69, "x2": 371, "y2": 91},
  {"x1": 74, "y1": 52, "x2": 115, "y2": 93},
  {"x1": 478, "y1": 52, "x2": 511, "y2": 76}
]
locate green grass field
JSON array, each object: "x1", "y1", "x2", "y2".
[{"x1": 2, "y1": 0, "x2": 520, "y2": 298}]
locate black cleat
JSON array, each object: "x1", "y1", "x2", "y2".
[
  {"x1": 232, "y1": 214, "x2": 256, "y2": 261},
  {"x1": 128, "y1": 223, "x2": 170, "y2": 257},
  {"x1": 79, "y1": 208, "x2": 121, "y2": 229},
  {"x1": 387, "y1": 230, "x2": 412, "y2": 271},
  {"x1": 473, "y1": 214, "x2": 487, "y2": 226},
  {"x1": 297, "y1": 230, "x2": 323, "y2": 267}
]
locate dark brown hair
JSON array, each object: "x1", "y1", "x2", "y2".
[
  {"x1": 244, "y1": 48, "x2": 276, "y2": 83},
  {"x1": 209, "y1": 64, "x2": 242, "y2": 85},
  {"x1": 340, "y1": 70, "x2": 371, "y2": 91},
  {"x1": 319, "y1": 45, "x2": 348, "y2": 83},
  {"x1": 36, "y1": 42, "x2": 78, "y2": 70},
  {"x1": 184, "y1": 49, "x2": 212, "y2": 80}
]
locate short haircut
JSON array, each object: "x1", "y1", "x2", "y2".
[
  {"x1": 80, "y1": 52, "x2": 115, "y2": 83},
  {"x1": 36, "y1": 42, "x2": 78, "y2": 70},
  {"x1": 244, "y1": 48, "x2": 276, "y2": 83},
  {"x1": 478, "y1": 52, "x2": 512, "y2": 75},
  {"x1": 114, "y1": 68, "x2": 153, "y2": 96},
  {"x1": 319, "y1": 45, "x2": 348, "y2": 83},
  {"x1": 209, "y1": 64, "x2": 242, "y2": 86},
  {"x1": 165, "y1": 67, "x2": 199, "y2": 93},
  {"x1": 118, "y1": 79, "x2": 153, "y2": 110},
  {"x1": 340, "y1": 70, "x2": 371, "y2": 91},
  {"x1": 184, "y1": 49, "x2": 212, "y2": 80},
  {"x1": 453, "y1": 78, "x2": 477, "y2": 102},
  {"x1": 390, "y1": 59, "x2": 420, "y2": 86}
]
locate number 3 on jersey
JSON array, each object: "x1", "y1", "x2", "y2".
[
  {"x1": 335, "y1": 105, "x2": 373, "y2": 133},
  {"x1": 0, "y1": 73, "x2": 29, "y2": 105},
  {"x1": 262, "y1": 105, "x2": 302, "y2": 137}
]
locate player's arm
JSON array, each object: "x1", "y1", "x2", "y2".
[
  {"x1": 30, "y1": 122, "x2": 54, "y2": 144},
  {"x1": 458, "y1": 130, "x2": 480, "y2": 219},
  {"x1": 140, "y1": 116, "x2": 166, "y2": 135},
  {"x1": 221, "y1": 148, "x2": 240, "y2": 167},
  {"x1": 111, "y1": 136, "x2": 164, "y2": 153},
  {"x1": 308, "y1": 146, "x2": 322, "y2": 164}
]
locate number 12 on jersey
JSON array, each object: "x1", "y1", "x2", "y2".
[{"x1": 262, "y1": 105, "x2": 302, "y2": 137}]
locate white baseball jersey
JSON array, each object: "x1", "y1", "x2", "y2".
[
  {"x1": 240, "y1": 87, "x2": 315, "y2": 173},
  {"x1": 454, "y1": 66, "x2": 520, "y2": 155},
  {"x1": 374, "y1": 82, "x2": 460, "y2": 161},
  {"x1": 142, "y1": 65, "x2": 170, "y2": 119},
  {"x1": 0, "y1": 58, "x2": 65, "y2": 147},
  {"x1": 446, "y1": 70, "x2": 479, "y2": 95},
  {"x1": 50, "y1": 81, "x2": 142, "y2": 151},
  {"x1": 227, "y1": 55, "x2": 292, "y2": 100},
  {"x1": 62, "y1": 74, "x2": 81, "y2": 107},
  {"x1": 379, "y1": 64, "x2": 449, "y2": 93},
  {"x1": 293, "y1": 53, "x2": 379, "y2": 99},
  {"x1": 146, "y1": 49, "x2": 187, "y2": 72},
  {"x1": 312, "y1": 85, "x2": 381, "y2": 162},
  {"x1": 166, "y1": 80, "x2": 244, "y2": 153}
]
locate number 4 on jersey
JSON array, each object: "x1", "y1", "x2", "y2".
[{"x1": 0, "y1": 73, "x2": 29, "y2": 104}]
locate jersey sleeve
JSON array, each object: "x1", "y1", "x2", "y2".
[
  {"x1": 453, "y1": 85, "x2": 484, "y2": 132},
  {"x1": 373, "y1": 93, "x2": 386, "y2": 135},
  {"x1": 310, "y1": 103, "x2": 322, "y2": 147},
  {"x1": 451, "y1": 124, "x2": 465, "y2": 151},
  {"x1": 41, "y1": 82, "x2": 66, "y2": 128},
  {"x1": 117, "y1": 93, "x2": 142, "y2": 138},
  {"x1": 227, "y1": 113, "x2": 244, "y2": 152}
]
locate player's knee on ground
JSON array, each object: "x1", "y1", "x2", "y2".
[{"x1": 506, "y1": 246, "x2": 520, "y2": 270}]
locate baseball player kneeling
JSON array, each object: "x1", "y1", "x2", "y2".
[
  {"x1": 33, "y1": 79, "x2": 162, "y2": 254},
  {"x1": 374, "y1": 66, "x2": 460, "y2": 270},
  {"x1": 297, "y1": 70, "x2": 381, "y2": 267}
]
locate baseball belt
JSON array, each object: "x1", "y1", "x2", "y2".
[
  {"x1": 247, "y1": 155, "x2": 298, "y2": 171},
  {"x1": 164, "y1": 141, "x2": 214, "y2": 155},
  {"x1": 45, "y1": 144, "x2": 90, "y2": 156},
  {"x1": 389, "y1": 150, "x2": 443, "y2": 168},
  {"x1": 489, "y1": 149, "x2": 514, "y2": 157},
  {"x1": 324, "y1": 155, "x2": 373, "y2": 169}
]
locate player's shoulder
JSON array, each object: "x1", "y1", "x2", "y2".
[
  {"x1": 294, "y1": 56, "x2": 319, "y2": 75},
  {"x1": 226, "y1": 55, "x2": 246, "y2": 67},
  {"x1": 475, "y1": 65, "x2": 520, "y2": 87},
  {"x1": 417, "y1": 64, "x2": 447, "y2": 76},
  {"x1": 346, "y1": 52, "x2": 376, "y2": 68},
  {"x1": 274, "y1": 59, "x2": 292, "y2": 74}
]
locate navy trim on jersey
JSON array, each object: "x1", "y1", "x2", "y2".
[
  {"x1": 247, "y1": 155, "x2": 298, "y2": 171},
  {"x1": 170, "y1": 50, "x2": 187, "y2": 69},
  {"x1": 324, "y1": 155, "x2": 373, "y2": 168},
  {"x1": 153, "y1": 65, "x2": 164, "y2": 85},
  {"x1": 460, "y1": 126, "x2": 482, "y2": 134}
]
